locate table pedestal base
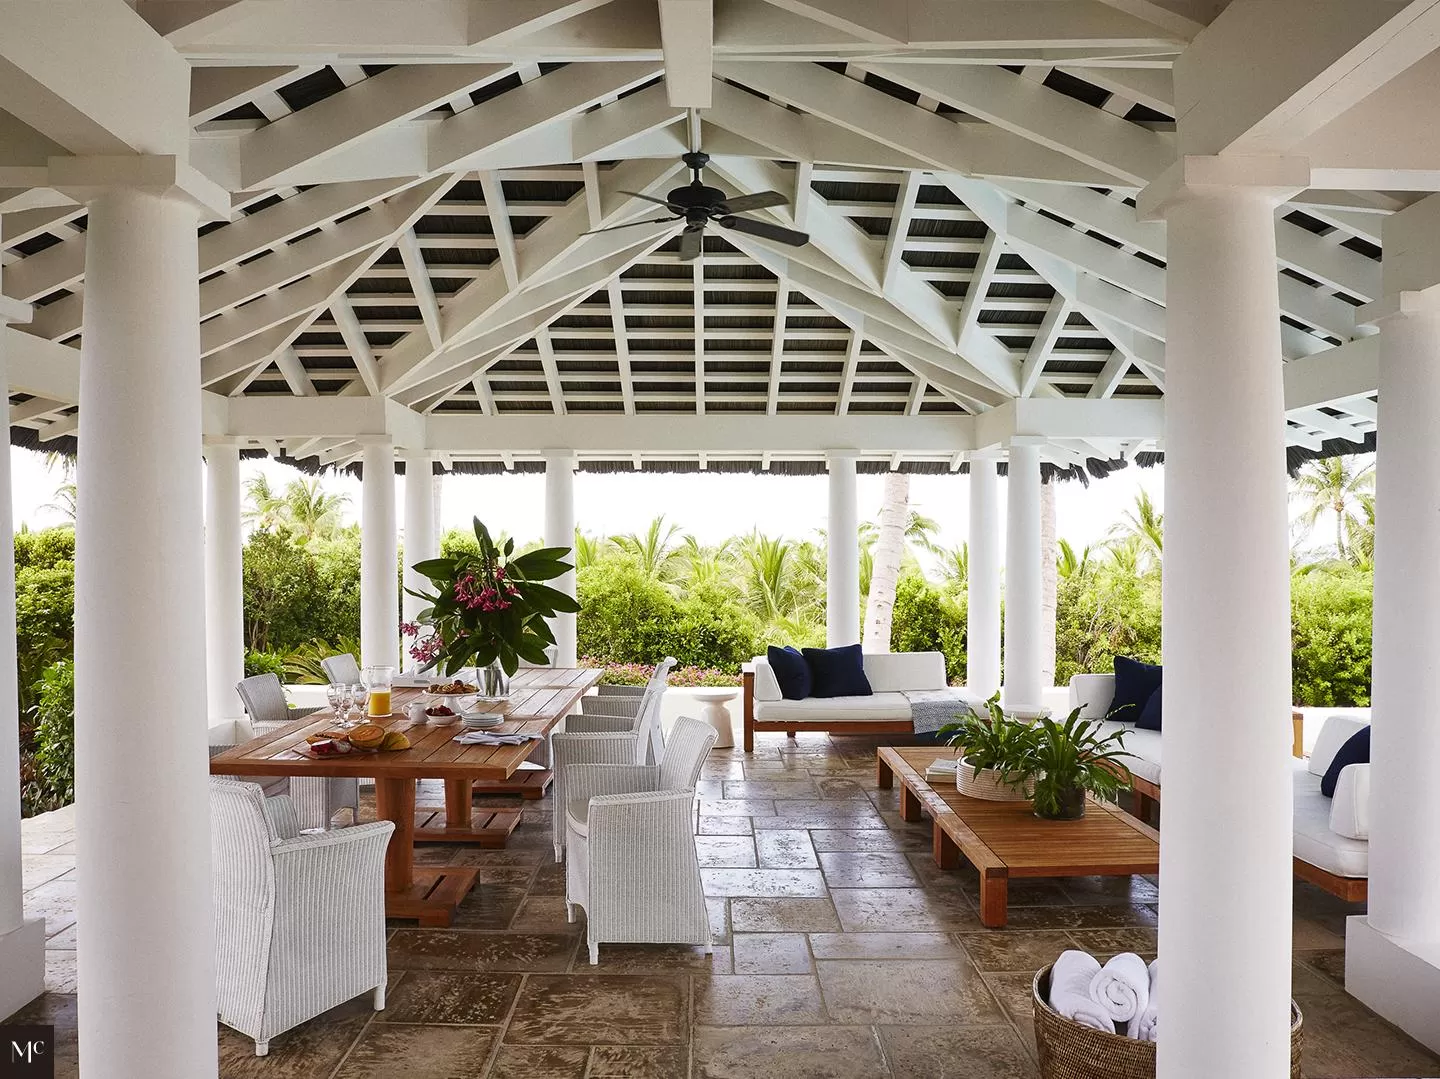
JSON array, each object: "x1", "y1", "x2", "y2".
[
  {"x1": 413, "y1": 806, "x2": 522, "y2": 847},
  {"x1": 469, "y1": 768, "x2": 553, "y2": 800},
  {"x1": 384, "y1": 866, "x2": 479, "y2": 927}
]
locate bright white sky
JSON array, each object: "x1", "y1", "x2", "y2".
[{"x1": 10, "y1": 446, "x2": 1355, "y2": 563}]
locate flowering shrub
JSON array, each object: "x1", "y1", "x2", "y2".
[
  {"x1": 584, "y1": 658, "x2": 740, "y2": 688},
  {"x1": 407, "y1": 517, "x2": 580, "y2": 676}
]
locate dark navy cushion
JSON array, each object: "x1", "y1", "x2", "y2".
[
  {"x1": 1321, "y1": 725, "x2": 1370, "y2": 798},
  {"x1": 1109, "y1": 656, "x2": 1162, "y2": 725},
  {"x1": 767, "y1": 645, "x2": 812, "y2": 700},
  {"x1": 802, "y1": 644, "x2": 873, "y2": 698},
  {"x1": 1137, "y1": 686, "x2": 1162, "y2": 731}
]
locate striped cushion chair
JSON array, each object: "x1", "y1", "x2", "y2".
[
  {"x1": 564, "y1": 715, "x2": 718, "y2": 964},
  {"x1": 236, "y1": 674, "x2": 360, "y2": 830},
  {"x1": 210, "y1": 778, "x2": 394, "y2": 1056}
]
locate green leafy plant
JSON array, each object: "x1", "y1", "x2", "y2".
[
  {"x1": 32, "y1": 660, "x2": 75, "y2": 808},
  {"x1": 935, "y1": 692, "x2": 1032, "y2": 778},
  {"x1": 407, "y1": 517, "x2": 580, "y2": 676},
  {"x1": 1007, "y1": 708, "x2": 1134, "y2": 820},
  {"x1": 283, "y1": 635, "x2": 364, "y2": 684}
]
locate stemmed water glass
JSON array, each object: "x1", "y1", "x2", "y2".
[
  {"x1": 338, "y1": 683, "x2": 357, "y2": 728},
  {"x1": 326, "y1": 682, "x2": 346, "y2": 724},
  {"x1": 350, "y1": 682, "x2": 370, "y2": 723}
]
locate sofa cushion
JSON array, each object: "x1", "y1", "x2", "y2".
[
  {"x1": 767, "y1": 645, "x2": 812, "y2": 700},
  {"x1": 1310, "y1": 714, "x2": 1370, "y2": 778},
  {"x1": 1320, "y1": 725, "x2": 1369, "y2": 798},
  {"x1": 1329, "y1": 763, "x2": 1370, "y2": 840},
  {"x1": 752, "y1": 657, "x2": 783, "y2": 702},
  {"x1": 1293, "y1": 762, "x2": 1368, "y2": 878},
  {"x1": 753, "y1": 692, "x2": 911, "y2": 723},
  {"x1": 1108, "y1": 657, "x2": 1161, "y2": 726},
  {"x1": 1069, "y1": 673, "x2": 1117, "y2": 720},
  {"x1": 1137, "y1": 686, "x2": 1162, "y2": 731},
  {"x1": 803, "y1": 644, "x2": 872, "y2": 698},
  {"x1": 864, "y1": 651, "x2": 948, "y2": 693},
  {"x1": 1098, "y1": 721, "x2": 1161, "y2": 787}
]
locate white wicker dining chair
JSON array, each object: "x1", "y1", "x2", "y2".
[
  {"x1": 235, "y1": 674, "x2": 360, "y2": 830},
  {"x1": 210, "y1": 778, "x2": 394, "y2": 1056},
  {"x1": 564, "y1": 715, "x2": 717, "y2": 964},
  {"x1": 549, "y1": 657, "x2": 675, "y2": 861},
  {"x1": 320, "y1": 653, "x2": 361, "y2": 686}
]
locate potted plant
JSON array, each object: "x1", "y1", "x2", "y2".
[
  {"x1": 1006, "y1": 709, "x2": 1133, "y2": 821},
  {"x1": 404, "y1": 518, "x2": 580, "y2": 696},
  {"x1": 935, "y1": 693, "x2": 1034, "y2": 802}
]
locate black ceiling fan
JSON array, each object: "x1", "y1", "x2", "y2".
[{"x1": 584, "y1": 149, "x2": 810, "y2": 262}]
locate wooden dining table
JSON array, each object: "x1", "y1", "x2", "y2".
[{"x1": 210, "y1": 666, "x2": 603, "y2": 926}]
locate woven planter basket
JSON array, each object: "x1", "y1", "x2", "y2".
[
  {"x1": 956, "y1": 757, "x2": 1031, "y2": 801},
  {"x1": 1031, "y1": 967, "x2": 1303, "y2": 1079}
]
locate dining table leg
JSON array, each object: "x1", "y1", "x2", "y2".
[
  {"x1": 375, "y1": 777, "x2": 415, "y2": 892},
  {"x1": 374, "y1": 775, "x2": 478, "y2": 927}
]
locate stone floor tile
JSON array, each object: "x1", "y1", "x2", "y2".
[
  {"x1": 486, "y1": 1044, "x2": 588, "y2": 1079},
  {"x1": 729, "y1": 897, "x2": 841, "y2": 933},
  {"x1": 830, "y1": 888, "x2": 981, "y2": 933},
  {"x1": 701, "y1": 798, "x2": 777, "y2": 817},
  {"x1": 1066, "y1": 927, "x2": 1159, "y2": 961},
  {"x1": 527, "y1": 861, "x2": 566, "y2": 896},
  {"x1": 878, "y1": 1024, "x2": 1039, "y2": 1079},
  {"x1": 1059, "y1": 873, "x2": 1160, "y2": 905},
  {"x1": 449, "y1": 884, "x2": 527, "y2": 930},
  {"x1": 387, "y1": 930, "x2": 577, "y2": 973},
  {"x1": 818, "y1": 851, "x2": 921, "y2": 889},
  {"x1": 44, "y1": 951, "x2": 76, "y2": 994},
  {"x1": 377, "y1": 970, "x2": 519, "y2": 1025},
  {"x1": 22, "y1": 854, "x2": 74, "y2": 891},
  {"x1": 23, "y1": 877, "x2": 76, "y2": 936},
  {"x1": 587, "y1": 1044, "x2": 689, "y2": 1077},
  {"x1": 333, "y1": 1023, "x2": 497, "y2": 1078},
  {"x1": 696, "y1": 835, "x2": 759, "y2": 867},
  {"x1": 812, "y1": 778, "x2": 871, "y2": 800},
  {"x1": 724, "y1": 779, "x2": 820, "y2": 800},
  {"x1": 750, "y1": 809, "x2": 887, "y2": 831},
  {"x1": 505, "y1": 974, "x2": 688, "y2": 1044},
  {"x1": 810, "y1": 828, "x2": 927, "y2": 852},
  {"x1": 956, "y1": 930, "x2": 1078, "y2": 973},
  {"x1": 1000, "y1": 903, "x2": 1158, "y2": 932},
  {"x1": 816, "y1": 958, "x2": 1006, "y2": 1025},
  {"x1": 809, "y1": 932, "x2": 965, "y2": 961},
  {"x1": 754, "y1": 829, "x2": 819, "y2": 868},
  {"x1": 511, "y1": 897, "x2": 582, "y2": 933},
  {"x1": 732, "y1": 932, "x2": 814, "y2": 974},
  {"x1": 584, "y1": 942, "x2": 731, "y2": 975},
  {"x1": 1292, "y1": 988, "x2": 1440, "y2": 1078},
  {"x1": 216, "y1": 992, "x2": 378, "y2": 1078},
  {"x1": 1294, "y1": 915, "x2": 1347, "y2": 951},
  {"x1": 692, "y1": 1024, "x2": 891, "y2": 1079},
  {"x1": 46, "y1": 924, "x2": 76, "y2": 950},
  {"x1": 708, "y1": 897, "x2": 733, "y2": 944},
  {"x1": 694, "y1": 974, "x2": 827, "y2": 1026},
  {"x1": 981, "y1": 971, "x2": 1040, "y2": 1026},
  {"x1": 701, "y1": 868, "x2": 828, "y2": 898},
  {"x1": 1301, "y1": 948, "x2": 1347, "y2": 987},
  {"x1": 700, "y1": 815, "x2": 755, "y2": 835}
]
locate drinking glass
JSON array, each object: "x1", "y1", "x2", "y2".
[
  {"x1": 339, "y1": 683, "x2": 356, "y2": 728},
  {"x1": 351, "y1": 682, "x2": 371, "y2": 720},
  {"x1": 326, "y1": 682, "x2": 346, "y2": 723}
]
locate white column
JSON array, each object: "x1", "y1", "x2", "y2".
[
  {"x1": 543, "y1": 449, "x2": 577, "y2": 667},
  {"x1": 0, "y1": 297, "x2": 46, "y2": 1021},
  {"x1": 1002, "y1": 441, "x2": 1042, "y2": 712},
  {"x1": 1155, "y1": 183, "x2": 1293, "y2": 1079},
  {"x1": 966, "y1": 454, "x2": 1001, "y2": 698},
  {"x1": 204, "y1": 439, "x2": 245, "y2": 723},
  {"x1": 401, "y1": 449, "x2": 436, "y2": 669},
  {"x1": 360, "y1": 438, "x2": 399, "y2": 669},
  {"x1": 75, "y1": 186, "x2": 217, "y2": 1078},
  {"x1": 826, "y1": 450, "x2": 860, "y2": 648}
]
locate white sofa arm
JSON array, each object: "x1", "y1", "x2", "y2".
[
  {"x1": 750, "y1": 656, "x2": 782, "y2": 701},
  {"x1": 1069, "y1": 673, "x2": 1115, "y2": 719},
  {"x1": 1328, "y1": 763, "x2": 1370, "y2": 840}
]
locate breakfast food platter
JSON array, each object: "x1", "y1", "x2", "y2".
[{"x1": 298, "y1": 724, "x2": 410, "y2": 758}]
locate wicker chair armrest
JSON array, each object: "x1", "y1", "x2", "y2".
[
  {"x1": 566, "y1": 712, "x2": 640, "y2": 734},
  {"x1": 565, "y1": 764, "x2": 660, "y2": 806},
  {"x1": 263, "y1": 795, "x2": 301, "y2": 841},
  {"x1": 271, "y1": 820, "x2": 395, "y2": 858},
  {"x1": 596, "y1": 684, "x2": 646, "y2": 698}
]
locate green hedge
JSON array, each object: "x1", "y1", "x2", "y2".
[
  {"x1": 1292, "y1": 567, "x2": 1372, "y2": 707},
  {"x1": 889, "y1": 572, "x2": 968, "y2": 682},
  {"x1": 241, "y1": 529, "x2": 360, "y2": 653},
  {"x1": 1053, "y1": 571, "x2": 1163, "y2": 688}
]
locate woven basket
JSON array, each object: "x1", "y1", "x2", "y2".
[
  {"x1": 956, "y1": 757, "x2": 1031, "y2": 801},
  {"x1": 1031, "y1": 967, "x2": 1303, "y2": 1079}
]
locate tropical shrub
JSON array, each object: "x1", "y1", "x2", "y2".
[
  {"x1": 588, "y1": 660, "x2": 741, "y2": 687},
  {"x1": 1292, "y1": 566, "x2": 1372, "y2": 706},
  {"x1": 889, "y1": 572, "x2": 968, "y2": 682},
  {"x1": 244, "y1": 650, "x2": 287, "y2": 679},
  {"x1": 241, "y1": 529, "x2": 361, "y2": 652},
  {"x1": 31, "y1": 660, "x2": 75, "y2": 809},
  {"x1": 576, "y1": 559, "x2": 683, "y2": 665},
  {"x1": 283, "y1": 635, "x2": 364, "y2": 684},
  {"x1": 671, "y1": 582, "x2": 761, "y2": 672},
  {"x1": 1053, "y1": 570, "x2": 1162, "y2": 687}
]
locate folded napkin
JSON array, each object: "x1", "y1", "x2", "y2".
[
  {"x1": 1049, "y1": 950, "x2": 1115, "y2": 1033},
  {"x1": 452, "y1": 731, "x2": 543, "y2": 746},
  {"x1": 1090, "y1": 951, "x2": 1150, "y2": 1024},
  {"x1": 1126, "y1": 958, "x2": 1159, "y2": 1042}
]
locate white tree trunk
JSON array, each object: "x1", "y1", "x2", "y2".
[
  {"x1": 863, "y1": 471, "x2": 909, "y2": 652},
  {"x1": 1040, "y1": 476, "x2": 1058, "y2": 688}
]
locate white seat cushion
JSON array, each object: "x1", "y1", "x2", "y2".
[
  {"x1": 566, "y1": 798, "x2": 591, "y2": 838},
  {"x1": 1293, "y1": 762, "x2": 1368, "y2": 878},
  {"x1": 1308, "y1": 714, "x2": 1370, "y2": 777},
  {"x1": 1096, "y1": 721, "x2": 1160, "y2": 787},
  {"x1": 753, "y1": 691, "x2": 912, "y2": 723},
  {"x1": 863, "y1": 651, "x2": 947, "y2": 692}
]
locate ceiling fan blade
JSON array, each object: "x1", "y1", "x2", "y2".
[
  {"x1": 582, "y1": 216, "x2": 677, "y2": 236},
  {"x1": 678, "y1": 225, "x2": 704, "y2": 262},
  {"x1": 719, "y1": 215, "x2": 809, "y2": 247},
  {"x1": 619, "y1": 190, "x2": 681, "y2": 210},
  {"x1": 717, "y1": 191, "x2": 790, "y2": 214}
]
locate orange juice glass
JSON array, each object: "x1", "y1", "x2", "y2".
[{"x1": 364, "y1": 665, "x2": 394, "y2": 717}]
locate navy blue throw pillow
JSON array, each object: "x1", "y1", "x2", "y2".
[
  {"x1": 767, "y1": 645, "x2": 812, "y2": 700},
  {"x1": 1321, "y1": 726, "x2": 1370, "y2": 798},
  {"x1": 1109, "y1": 656, "x2": 1162, "y2": 725},
  {"x1": 1136, "y1": 686, "x2": 1162, "y2": 731},
  {"x1": 802, "y1": 644, "x2": 873, "y2": 698}
]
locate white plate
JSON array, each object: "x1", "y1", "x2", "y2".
[{"x1": 461, "y1": 714, "x2": 505, "y2": 729}]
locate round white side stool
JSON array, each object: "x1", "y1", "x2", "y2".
[{"x1": 691, "y1": 688, "x2": 739, "y2": 749}]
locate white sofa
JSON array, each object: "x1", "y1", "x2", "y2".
[
  {"x1": 1069, "y1": 673, "x2": 1370, "y2": 900},
  {"x1": 742, "y1": 651, "x2": 954, "y2": 752}
]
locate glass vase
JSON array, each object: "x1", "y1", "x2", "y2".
[{"x1": 477, "y1": 659, "x2": 509, "y2": 701}]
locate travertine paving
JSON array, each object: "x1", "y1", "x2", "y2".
[{"x1": 12, "y1": 737, "x2": 1440, "y2": 1078}]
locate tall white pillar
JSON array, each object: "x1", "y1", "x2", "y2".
[
  {"x1": 826, "y1": 450, "x2": 860, "y2": 648},
  {"x1": 75, "y1": 186, "x2": 218, "y2": 1078},
  {"x1": 1149, "y1": 178, "x2": 1294, "y2": 1079},
  {"x1": 1345, "y1": 292, "x2": 1440, "y2": 1054},
  {"x1": 360, "y1": 438, "x2": 399, "y2": 669},
  {"x1": 966, "y1": 454, "x2": 1001, "y2": 698},
  {"x1": 0, "y1": 295, "x2": 46, "y2": 1021},
  {"x1": 1002, "y1": 441, "x2": 1042, "y2": 712},
  {"x1": 204, "y1": 439, "x2": 245, "y2": 722},
  {"x1": 401, "y1": 449, "x2": 437, "y2": 669},
  {"x1": 543, "y1": 449, "x2": 577, "y2": 667}
]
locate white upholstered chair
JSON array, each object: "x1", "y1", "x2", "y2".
[
  {"x1": 235, "y1": 674, "x2": 360, "y2": 830},
  {"x1": 210, "y1": 778, "x2": 394, "y2": 1056},
  {"x1": 549, "y1": 657, "x2": 675, "y2": 860},
  {"x1": 564, "y1": 715, "x2": 717, "y2": 964},
  {"x1": 320, "y1": 653, "x2": 362, "y2": 686}
]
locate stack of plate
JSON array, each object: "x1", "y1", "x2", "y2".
[{"x1": 461, "y1": 711, "x2": 504, "y2": 730}]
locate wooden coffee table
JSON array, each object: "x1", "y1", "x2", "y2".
[{"x1": 877, "y1": 746, "x2": 1159, "y2": 928}]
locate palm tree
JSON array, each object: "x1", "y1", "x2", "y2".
[
  {"x1": 1345, "y1": 493, "x2": 1376, "y2": 569},
  {"x1": 739, "y1": 532, "x2": 796, "y2": 624},
  {"x1": 1106, "y1": 489, "x2": 1163, "y2": 573},
  {"x1": 863, "y1": 472, "x2": 910, "y2": 651},
  {"x1": 613, "y1": 514, "x2": 684, "y2": 581},
  {"x1": 935, "y1": 543, "x2": 968, "y2": 589},
  {"x1": 282, "y1": 478, "x2": 349, "y2": 542},
  {"x1": 243, "y1": 474, "x2": 287, "y2": 532},
  {"x1": 1106, "y1": 535, "x2": 1145, "y2": 577},
  {"x1": 678, "y1": 535, "x2": 735, "y2": 591},
  {"x1": 1291, "y1": 457, "x2": 1374, "y2": 560},
  {"x1": 40, "y1": 482, "x2": 77, "y2": 522},
  {"x1": 573, "y1": 528, "x2": 604, "y2": 570},
  {"x1": 1056, "y1": 538, "x2": 1093, "y2": 581}
]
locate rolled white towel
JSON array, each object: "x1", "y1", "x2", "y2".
[
  {"x1": 1048, "y1": 950, "x2": 1116, "y2": 1033},
  {"x1": 1126, "y1": 959, "x2": 1159, "y2": 1042},
  {"x1": 1090, "y1": 951, "x2": 1150, "y2": 1023}
]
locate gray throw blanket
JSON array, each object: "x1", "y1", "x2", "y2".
[{"x1": 908, "y1": 689, "x2": 983, "y2": 735}]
